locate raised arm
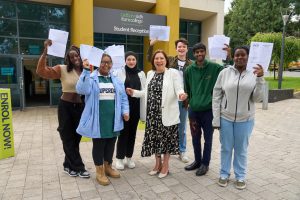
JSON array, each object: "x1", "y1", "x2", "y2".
[
  {"x1": 36, "y1": 39, "x2": 61, "y2": 79},
  {"x1": 76, "y1": 59, "x2": 92, "y2": 95},
  {"x1": 146, "y1": 39, "x2": 158, "y2": 62}
]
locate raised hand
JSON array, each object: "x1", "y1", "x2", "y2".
[
  {"x1": 82, "y1": 59, "x2": 90, "y2": 69},
  {"x1": 150, "y1": 39, "x2": 158, "y2": 46},
  {"x1": 253, "y1": 64, "x2": 264, "y2": 77},
  {"x1": 43, "y1": 39, "x2": 52, "y2": 55},
  {"x1": 222, "y1": 44, "x2": 231, "y2": 60}
]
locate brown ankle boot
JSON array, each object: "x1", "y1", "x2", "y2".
[
  {"x1": 104, "y1": 161, "x2": 120, "y2": 178},
  {"x1": 95, "y1": 165, "x2": 110, "y2": 186}
]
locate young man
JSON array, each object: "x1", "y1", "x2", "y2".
[
  {"x1": 147, "y1": 38, "x2": 193, "y2": 163},
  {"x1": 184, "y1": 42, "x2": 230, "y2": 176}
]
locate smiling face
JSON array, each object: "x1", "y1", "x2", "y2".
[
  {"x1": 193, "y1": 48, "x2": 206, "y2": 64},
  {"x1": 176, "y1": 42, "x2": 188, "y2": 57},
  {"x1": 99, "y1": 55, "x2": 112, "y2": 76},
  {"x1": 68, "y1": 50, "x2": 81, "y2": 67},
  {"x1": 153, "y1": 52, "x2": 167, "y2": 72},
  {"x1": 234, "y1": 48, "x2": 248, "y2": 69},
  {"x1": 126, "y1": 55, "x2": 137, "y2": 68}
]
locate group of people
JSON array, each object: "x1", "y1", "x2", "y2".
[{"x1": 36, "y1": 37, "x2": 264, "y2": 189}]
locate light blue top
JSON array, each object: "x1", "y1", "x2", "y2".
[{"x1": 76, "y1": 69, "x2": 129, "y2": 138}]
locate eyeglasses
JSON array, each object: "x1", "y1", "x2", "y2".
[{"x1": 101, "y1": 61, "x2": 112, "y2": 65}]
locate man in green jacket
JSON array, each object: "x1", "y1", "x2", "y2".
[{"x1": 184, "y1": 42, "x2": 230, "y2": 176}]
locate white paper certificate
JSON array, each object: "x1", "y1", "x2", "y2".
[
  {"x1": 104, "y1": 45, "x2": 125, "y2": 71},
  {"x1": 149, "y1": 25, "x2": 170, "y2": 41},
  {"x1": 47, "y1": 29, "x2": 69, "y2": 58},
  {"x1": 208, "y1": 35, "x2": 230, "y2": 60},
  {"x1": 80, "y1": 44, "x2": 104, "y2": 67},
  {"x1": 247, "y1": 42, "x2": 274, "y2": 73}
]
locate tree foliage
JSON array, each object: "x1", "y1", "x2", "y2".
[
  {"x1": 225, "y1": 0, "x2": 300, "y2": 48},
  {"x1": 250, "y1": 32, "x2": 300, "y2": 68}
]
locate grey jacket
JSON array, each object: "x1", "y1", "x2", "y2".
[{"x1": 212, "y1": 66, "x2": 265, "y2": 127}]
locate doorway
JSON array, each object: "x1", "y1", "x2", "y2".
[{"x1": 22, "y1": 58, "x2": 50, "y2": 107}]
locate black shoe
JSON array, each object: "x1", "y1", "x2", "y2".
[
  {"x1": 64, "y1": 167, "x2": 78, "y2": 177},
  {"x1": 184, "y1": 161, "x2": 201, "y2": 171},
  {"x1": 78, "y1": 170, "x2": 90, "y2": 178},
  {"x1": 195, "y1": 165, "x2": 209, "y2": 176}
]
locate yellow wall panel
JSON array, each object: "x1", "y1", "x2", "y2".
[{"x1": 71, "y1": 0, "x2": 94, "y2": 46}]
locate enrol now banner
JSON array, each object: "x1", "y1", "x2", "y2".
[
  {"x1": 0, "y1": 88, "x2": 14, "y2": 159},
  {"x1": 94, "y1": 7, "x2": 167, "y2": 36}
]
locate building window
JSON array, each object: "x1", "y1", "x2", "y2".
[
  {"x1": 0, "y1": 57, "x2": 17, "y2": 84},
  {"x1": 0, "y1": 0, "x2": 70, "y2": 55},
  {"x1": 179, "y1": 19, "x2": 201, "y2": 59}
]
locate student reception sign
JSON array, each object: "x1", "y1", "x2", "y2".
[
  {"x1": 0, "y1": 88, "x2": 14, "y2": 159},
  {"x1": 94, "y1": 7, "x2": 166, "y2": 36}
]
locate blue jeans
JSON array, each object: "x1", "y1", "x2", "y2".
[
  {"x1": 220, "y1": 117, "x2": 254, "y2": 181},
  {"x1": 188, "y1": 109, "x2": 213, "y2": 166},
  {"x1": 178, "y1": 101, "x2": 187, "y2": 153}
]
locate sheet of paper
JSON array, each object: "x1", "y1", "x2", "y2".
[
  {"x1": 80, "y1": 44, "x2": 104, "y2": 67},
  {"x1": 208, "y1": 35, "x2": 230, "y2": 60},
  {"x1": 149, "y1": 25, "x2": 170, "y2": 41},
  {"x1": 247, "y1": 42, "x2": 274, "y2": 73},
  {"x1": 104, "y1": 45, "x2": 125, "y2": 71},
  {"x1": 47, "y1": 29, "x2": 69, "y2": 58}
]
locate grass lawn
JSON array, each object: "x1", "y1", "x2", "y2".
[{"x1": 265, "y1": 77, "x2": 300, "y2": 92}]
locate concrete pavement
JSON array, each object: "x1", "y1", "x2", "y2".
[{"x1": 0, "y1": 99, "x2": 300, "y2": 200}]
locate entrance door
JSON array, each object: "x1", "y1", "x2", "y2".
[{"x1": 21, "y1": 57, "x2": 50, "y2": 107}]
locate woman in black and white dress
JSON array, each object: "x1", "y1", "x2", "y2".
[{"x1": 127, "y1": 50, "x2": 187, "y2": 178}]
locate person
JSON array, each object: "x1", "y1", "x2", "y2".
[
  {"x1": 36, "y1": 39, "x2": 89, "y2": 178},
  {"x1": 76, "y1": 54, "x2": 129, "y2": 186},
  {"x1": 127, "y1": 50, "x2": 187, "y2": 179},
  {"x1": 212, "y1": 46, "x2": 264, "y2": 190},
  {"x1": 113, "y1": 51, "x2": 146, "y2": 170},
  {"x1": 184, "y1": 42, "x2": 230, "y2": 176},
  {"x1": 147, "y1": 38, "x2": 193, "y2": 163}
]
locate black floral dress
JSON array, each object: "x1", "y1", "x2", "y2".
[{"x1": 141, "y1": 72, "x2": 179, "y2": 157}]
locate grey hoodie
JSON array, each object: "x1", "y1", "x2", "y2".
[{"x1": 212, "y1": 66, "x2": 265, "y2": 127}]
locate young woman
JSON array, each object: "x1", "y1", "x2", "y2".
[
  {"x1": 76, "y1": 54, "x2": 129, "y2": 186},
  {"x1": 36, "y1": 39, "x2": 89, "y2": 178},
  {"x1": 114, "y1": 51, "x2": 146, "y2": 170},
  {"x1": 212, "y1": 46, "x2": 264, "y2": 189},
  {"x1": 127, "y1": 50, "x2": 187, "y2": 179}
]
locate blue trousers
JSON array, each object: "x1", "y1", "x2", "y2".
[
  {"x1": 220, "y1": 117, "x2": 254, "y2": 181},
  {"x1": 188, "y1": 109, "x2": 213, "y2": 166},
  {"x1": 178, "y1": 101, "x2": 187, "y2": 153}
]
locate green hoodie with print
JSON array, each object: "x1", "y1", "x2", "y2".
[{"x1": 184, "y1": 59, "x2": 223, "y2": 112}]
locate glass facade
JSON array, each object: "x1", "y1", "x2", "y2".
[
  {"x1": 179, "y1": 19, "x2": 202, "y2": 59},
  {"x1": 94, "y1": 33, "x2": 144, "y2": 70},
  {"x1": 0, "y1": 0, "x2": 69, "y2": 108}
]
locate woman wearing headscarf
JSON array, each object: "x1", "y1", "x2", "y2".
[{"x1": 114, "y1": 51, "x2": 146, "y2": 170}]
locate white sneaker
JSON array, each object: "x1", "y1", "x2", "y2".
[
  {"x1": 126, "y1": 157, "x2": 136, "y2": 169},
  {"x1": 179, "y1": 152, "x2": 189, "y2": 163},
  {"x1": 115, "y1": 159, "x2": 125, "y2": 170}
]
